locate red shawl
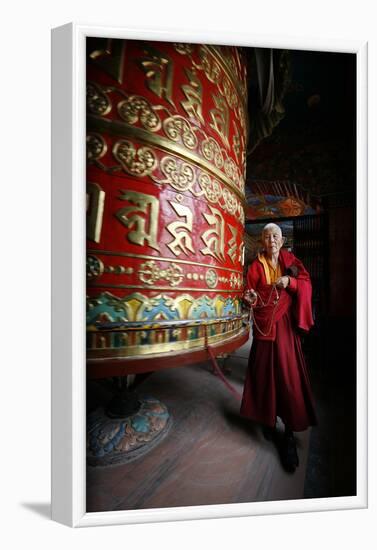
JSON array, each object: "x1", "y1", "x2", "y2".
[{"x1": 246, "y1": 249, "x2": 314, "y2": 341}]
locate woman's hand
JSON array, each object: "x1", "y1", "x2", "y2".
[
  {"x1": 275, "y1": 276, "x2": 290, "y2": 289},
  {"x1": 243, "y1": 289, "x2": 258, "y2": 307}
]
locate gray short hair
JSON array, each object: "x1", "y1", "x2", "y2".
[{"x1": 262, "y1": 223, "x2": 283, "y2": 237}]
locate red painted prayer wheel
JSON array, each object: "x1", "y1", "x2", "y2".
[{"x1": 86, "y1": 39, "x2": 249, "y2": 369}]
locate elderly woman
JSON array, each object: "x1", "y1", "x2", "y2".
[{"x1": 241, "y1": 223, "x2": 317, "y2": 472}]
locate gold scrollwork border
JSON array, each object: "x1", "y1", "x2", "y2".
[
  {"x1": 87, "y1": 249, "x2": 244, "y2": 274},
  {"x1": 89, "y1": 283, "x2": 242, "y2": 292},
  {"x1": 87, "y1": 114, "x2": 245, "y2": 201},
  {"x1": 205, "y1": 46, "x2": 248, "y2": 106},
  {"x1": 86, "y1": 324, "x2": 248, "y2": 358}
]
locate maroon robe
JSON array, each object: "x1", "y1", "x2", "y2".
[{"x1": 240, "y1": 249, "x2": 317, "y2": 431}]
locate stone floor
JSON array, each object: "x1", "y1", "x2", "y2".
[{"x1": 86, "y1": 335, "x2": 316, "y2": 513}]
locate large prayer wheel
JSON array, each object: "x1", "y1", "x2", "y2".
[{"x1": 86, "y1": 39, "x2": 249, "y2": 371}]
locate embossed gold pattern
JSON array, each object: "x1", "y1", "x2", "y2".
[
  {"x1": 89, "y1": 283, "x2": 240, "y2": 293},
  {"x1": 166, "y1": 201, "x2": 195, "y2": 256},
  {"x1": 117, "y1": 95, "x2": 161, "y2": 131},
  {"x1": 88, "y1": 114, "x2": 245, "y2": 198},
  {"x1": 229, "y1": 272, "x2": 243, "y2": 289},
  {"x1": 86, "y1": 42, "x2": 248, "y2": 360},
  {"x1": 159, "y1": 156, "x2": 196, "y2": 191},
  {"x1": 205, "y1": 269, "x2": 218, "y2": 289},
  {"x1": 138, "y1": 44, "x2": 176, "y2": 108},
  {"x1": 201, "y1": 206, "x2": 225, "y2": 263},
  {"x1": 210, "y1": 94, "x2": 230, "y2": 148},
  {"x1": 87, "y1": 133, "x2": 108, "y2": 161},
  {"x1": 113, "y1": 140, "x2": 157, "y2": 177},
  {"x1": 181, "y1": 67, "x2": 204, "y2": 124},
  {"x1": 138, "y1": 260, "x2": 184, "y2": 287},
  {"x1": 163, "y1": 116, "x2": 198, "y2": 149},
  {"x1": 150, "y1": 155, "x2": 245, "y2": 224},
  {"x1": 87, "y1": 249, "x2": 243, "y2": 274},
  {"x1": 115, "y1": 190, "x2": 160, "y2": 251},
  {"x1": 88, "y1": 38, "x2": 125, "y2": 84},
  {"x1": 87, "y1": 82, "x2": 112, "y2": 116},
  {"x1": 87, "y1": 324, "x2": 247, "y2": 358},
  {"x1": 87, "y1": 182, "x2": 105, "y2": 244},
  {"x1": 227, "y1": 224, "x2": 238, "y2": 264},
  {"x1": 87, "y1": 255, "x2": 105, "y2": 280}
]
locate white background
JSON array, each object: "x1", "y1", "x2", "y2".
[{"x1": 1, "y1": 0, "x2": 375, "y2": 548}]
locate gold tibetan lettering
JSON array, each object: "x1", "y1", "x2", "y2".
[
  {"x1": 166, "y1": 201, "x2": 195, "y2": 256},
  {"x1": 87, "y1": 38, "x2": 125, "y2": 84},
  {"x1": 200, "y1": 206, "x2": 225, "y2": 263},
  {"x1": 181, "y1": 68, "x2": 204, "y2": 125},
  {"x1": 138, "y1": 44, "x2": 176, "y2": 108},
  {"x1": 87, "y1": 182, "x2": 105, "y2": 243},
  {"x1": 232, "y1": 121, "x2": 241, "y2": 160},
  {"x1": 227, "y1": 224, "x2": 238, "y2": 264},
  {"x1": 210, "y1": 94, "x2": 230, "y2": 148},
  {"x1": 116, "y1": 191, "x2": 160, "y2": 251}
]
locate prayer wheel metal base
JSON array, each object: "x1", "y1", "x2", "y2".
[{"x1": 87, "y1": 396, "x2": 172, "y2": 467}]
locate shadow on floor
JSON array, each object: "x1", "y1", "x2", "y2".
[{"x1": 20, "y1": 502, "x2": 51, "y2": 520}]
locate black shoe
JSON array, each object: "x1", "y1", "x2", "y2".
[
  {"x1": 279, "y1": 433, "x2": 299, "y2": 473},
  {"x1": 262, "y1": 425, "x2": 277, "y2": 441}
]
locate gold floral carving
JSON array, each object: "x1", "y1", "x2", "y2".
[
  {"x1": 86, "y1": 256, "x2": 134, "y2": 280},
  {"x1": 229, "y1": 272, "x2": 243, "y2": 289},
  {"x1": 87, "y1": 133, "x2": 107, "y2": 161},
  {"x1": 174, "y1": 43, "x2": 195, "y2": 56},
  {"x1": 197, "y1": 173, "x2": 222, "y2": 203},
  {"x1": 205, "y1": 269, "x2": 218, "y2": 289},
  {"x1": 117, "y1": 95, "x2": 161, "y2": 131},
  {"x1": 87, "y1": 255, "x2": 105, "y2": 280},
  {"x1": 113, "y1": 140, "x2": 157, "y2": 176},
  {"x1": 88, "y1": 109, "x2": 245, "y2": 196},
  {"x1": 159, "y1": 157, "x2": 196, "y2": 192},
  {"x1": 87, "y1": 82, "x2": 112, "y2": 116},
  {"x1": 163, "y1": 115, "x2": 198, "y2": 149},
  {"x1": 151, "y1": 156, "x2": 245, "y2": 225},
  {"x1": 201, "y1": 136, "x2": 224, "y2": 169},
  {"x1": 138, "y1": 260, "x2": 184, "y2": 287}
]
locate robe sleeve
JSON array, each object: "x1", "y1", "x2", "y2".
[
  {"x1": 246, "y1": 260, "x2": 262, "y2": 291},
  {"x1": 287, "y1": 276, "x2": 298, "y2": 292},
  {"x1": 290, "y1": 255, "x2": 314, "y2": 332}
]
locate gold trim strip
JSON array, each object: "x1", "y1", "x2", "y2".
[
  {"x1": 87, "y1": 114, "x2": 246, "y2": 202},
  {"x1": 87, "y1": 313, "x2": 247, "y2": 331},
  {"x1": 89, "y1": 283, "x2": 242, "y2": 292},
  {"x1": 87, "y1": 326, "x2": 247, "y2": 358},
  {"x1": 87, "y1": 249, "x2": 243, "y2": 274},
  {"x1": 205, "y1": 45, "x2": 247, "y2": 107}
]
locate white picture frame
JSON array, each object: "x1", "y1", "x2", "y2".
[{"x1": 51, "y1": 22, "x2": 368, "y2": 528}]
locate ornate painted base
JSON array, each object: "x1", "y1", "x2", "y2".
[{"x1": 87, "y1": 396, "x2": 172, "y2": 467}]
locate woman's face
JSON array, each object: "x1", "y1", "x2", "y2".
[{"x1": 262, "y1": 227, "x2": 283, "y2": 257}]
